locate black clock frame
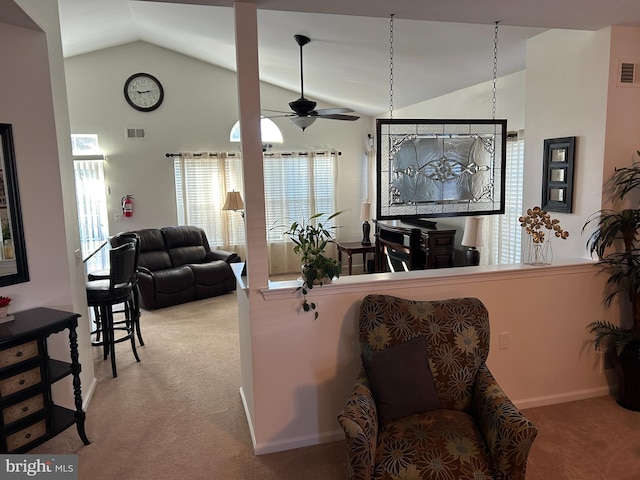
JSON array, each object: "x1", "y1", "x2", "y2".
[{"x1": 123, "y1": 72, "x2": 164, "y2": 112}]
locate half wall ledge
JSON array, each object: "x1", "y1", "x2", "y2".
[{"x1": 260, "y1": 258, "x2": 598, "y2": 301}]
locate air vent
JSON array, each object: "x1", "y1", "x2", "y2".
[
  {"x1": 126, "y1": 127, "x2": 145, "y2": 139},
  {"x1": 618, "y1": 60, "x2": 640, "y2": 87}
]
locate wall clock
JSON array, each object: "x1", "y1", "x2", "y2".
[{"x1": 123, "y1": 73, "x2": 164, "y2": 112}]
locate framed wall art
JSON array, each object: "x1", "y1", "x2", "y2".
[
  {"x1": 376, "y1": 118, "x2": 507, "y2": 220},
  {"x1": 541, "y1": 136, "x2": 575, "y2": 213}
]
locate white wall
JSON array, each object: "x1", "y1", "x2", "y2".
[
  {"x1": 2, "y1": 1, "x2": 95, "y2": 408},
  {"x1": 63, "y1": 41, "x2": 372, "y2": 242},
  {"x1": 602, "y1": 26, "x2": 640, "y2": 208},
  {"x1": 242, "y1": 262, "x2": 610, "y2": 454},
  {"x1": 524, "y1": 29, "x2": 611, "y2": 260}
]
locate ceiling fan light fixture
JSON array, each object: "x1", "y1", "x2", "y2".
[{"x1": 290, "y1": 116, "x2": 317, "y2": 131}]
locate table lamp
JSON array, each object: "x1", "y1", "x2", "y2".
[
  {"x1": 361, "y1": 201, "x2": 372, "y2": 245},
  {"x1": 461, "y1": 216, "x2": 481, "y2": 266}
]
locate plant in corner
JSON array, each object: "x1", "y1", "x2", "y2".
[
  {"x1": 284, "y1": 211, "x2": 343, "y2": 319},
  {"x1": 583, "y1": 153, "x2": 640, "y2": 411}
]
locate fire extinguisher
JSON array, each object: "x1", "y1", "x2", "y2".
[{"x1": 122, "y1": 195, "x2": 134, "y2": 218}]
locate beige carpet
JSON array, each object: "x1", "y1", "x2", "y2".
[{"x1": 31, "y1": 293, "x2": 640, "y2": 479}]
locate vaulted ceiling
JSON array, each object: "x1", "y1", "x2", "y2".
[{"x1": 57, "y1": 0, "x2": 640, "y2": 117}]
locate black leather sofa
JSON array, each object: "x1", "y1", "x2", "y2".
[{"x1": 128, "y1": 226, "x2": 240, "y2": 310}]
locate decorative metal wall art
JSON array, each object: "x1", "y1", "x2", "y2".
[{"x1": 376, "y1": 119, "x2": 507, "y2": 220}]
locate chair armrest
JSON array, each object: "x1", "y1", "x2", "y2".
[
  {"x1": 472, "y1": 363, "x2": 538, "y2": 480},
  {"x1": 337, "y1": 373, "x2": 378, "y2": 480},
  {"x1": 206, "y1": 250, "x2": 241, "y2": 263}
]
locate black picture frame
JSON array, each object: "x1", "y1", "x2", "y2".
[
  {"x1": 0, "y1": 123, "x2": 29, "y2": 286},
  {"x1": 376, "y1": 118, "x2": 507, "y2": 220},
  {"x1": 542, "y1": 136, "x2": 575, "y2": 213}
]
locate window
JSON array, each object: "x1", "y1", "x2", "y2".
[
  {"x1": 72, "y1": 134, "x2": 109, "y2": 273},
  {"x1": 264, "y1": 152, "x2": 336, "y2": 242},
  {"x1": 174, "y1": 153, "x2": 244, "y2": 249},
  {"x1": 173, "y1": 151, "x2": 337, "y2": 274},
  {"x1": 483, "y1": 135, "x2": 524, "y2": 264}
]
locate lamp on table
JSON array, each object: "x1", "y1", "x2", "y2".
[
  {"x1": 461, "y1": 216, "x2": 481, "y2": 266},
  {"x1": 360, "y1": 201, "x2": 372, "y2": 246},
  {"x1": 222, "y1": 191, "x2": 245, "y2": 218}
]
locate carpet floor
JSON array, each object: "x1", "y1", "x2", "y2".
[{"x1": 30, "y1": 293, "x2": 640, "y2": 479}]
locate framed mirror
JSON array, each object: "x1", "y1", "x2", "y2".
[
  {"x1": 542, "y1": 136, "x2": 575, "y2": 213},
  {"x1": 0, "y1": 124, "x2": 29, "y2": 286}
]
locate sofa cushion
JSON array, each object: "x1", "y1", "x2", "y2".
[
  {"x1": 373, "y1": 409, "x2": 493, "y2": 480},
  {"x1": 362, "y1": 335, "x2": 442, "y2": 426},
  {"x1": 163, "y1": 226, "x2": 209, "y2": 266},
  {"x1": 151, "y1": 265, "x2": 195, "y2": 294},
  {"x1": 137, "y1": 228, "x2": 172, "y2": 271}
]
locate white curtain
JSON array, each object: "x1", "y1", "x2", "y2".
[
  {"x1": 174, "y1": 152, "x2": 247, "y2": 261},
  {"x1": 173, "y1": 150, "x2": 338, "y2": 274}
]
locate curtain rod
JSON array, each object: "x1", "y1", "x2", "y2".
[{"x1": 166, "y1": 151, "x2": 342, "y2": 157}]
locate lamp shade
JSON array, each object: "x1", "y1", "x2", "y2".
[
  {"x1": 461, "y1": 217, "x2": 480, "y2": 248},
  {"x1": 360, "y1": 201, "x2": 371, "y2": 221},
  {"x1": 289, "y1": 116, "x2": 317, "y2": 131},
  {"x1": 222, "y1": 191, "x2": 244, "y2": 211}
]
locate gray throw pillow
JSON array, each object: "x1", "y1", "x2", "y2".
[{"x1": 362, "y1": 335, "x2": 442, "y2": 426}]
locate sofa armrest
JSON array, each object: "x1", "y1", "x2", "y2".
[
  {"x1": 136, "y1": 269, "x2": 157, "y2": 310},
  {"x1": 337, "y1": 373, "x2": 378, "y2": 480},
  {"x1": 472, "y1": 363, "x2": 538, "y2": 480},
  {"x1": 206, "y1": 250, "x2": 241, "y2": 264}
]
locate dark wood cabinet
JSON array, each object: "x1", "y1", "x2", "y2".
[
  {"x1": 0, "y1": 307, "x2": 89, "y2": 452},
  {"x1": 374, "y1": 220, "x2": 456, "y2": 272}
]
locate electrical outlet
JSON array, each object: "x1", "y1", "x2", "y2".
[
  {"x1": 114, "y1": 213, "x2": 123, "y2": 223},
  {"x1": 499, "y1": 332, "x2": 510, "y2": 349},
  {"x1": 74, "y1": 249, "x2": 82, "y2": 266}
]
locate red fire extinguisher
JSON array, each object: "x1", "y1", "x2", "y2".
[{"x1": 122, "y1": 195, "x2": 134, "y2": 218}]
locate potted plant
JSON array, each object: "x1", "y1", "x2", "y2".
[
  {"x1": 0, "y1": 295, "x2": 11, "y2": 318},
  {"x1": 284, "y1": 211, "x2": 343, "y2": 319},
  {"x1": 583, "y1": 153, "x2": 640, "y2": 411}
]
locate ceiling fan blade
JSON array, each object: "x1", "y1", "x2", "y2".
[
  {"x1": 263, "y1": 108, "x2": 293, "y2": 114},
  {"x1": 314, "y1": 108, "x2": 355, "y2": 115},
  {"x1": 315, "y1": 113, "x2": 360, "y2": 121},
  {"x1": 263, "y1": 113, "x2": 295, "y2": 119}
]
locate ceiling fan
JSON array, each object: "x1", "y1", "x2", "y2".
[{"x1": 266, "y1": 34, "x2": 360, "y2": 131}]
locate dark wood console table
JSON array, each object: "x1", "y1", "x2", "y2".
[
  {"x1": 0, "y1": 307, "x2": 90, "y2": 452},
  {"x1": 374, "y1": 220, "x2": 456, "y2": 272},
  {"x1": 336, "y1": 241, "x2": 376, "y2": 275}
]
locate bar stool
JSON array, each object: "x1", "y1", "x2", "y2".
[
  {"x1": 88, "y1": 232, "x2": 144, "y2": 348},
  {"x1": 86, "y1": 242, "x2": 139, "y2": 377}
]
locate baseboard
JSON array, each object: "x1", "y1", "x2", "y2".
[
  {"x1": 253, "y1": 428, "x2": 345, "y2": 455},
  {"x1": 83, "y1": 377, "x2": 98, "y2": 411},
  {"x1": 239, "y1": 387, "x2": 258, "y2": 451},
  {"x1": 514, "y1": 386, "x2": 612, "y2": 410}
]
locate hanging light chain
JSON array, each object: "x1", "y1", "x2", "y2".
[
  {"x1": 492, "y1": 21, "x2": 499, "y2": 120},
  {"x1": 389, "y1": 14, "x2": 395, "y2": 119}
]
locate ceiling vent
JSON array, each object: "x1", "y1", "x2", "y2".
[
  {"x1": 618, "y1": 60, "x2": 640, "y2": 87},
  {"x1": 126, "y1": 127, "x2": 145, "y2": 139}
]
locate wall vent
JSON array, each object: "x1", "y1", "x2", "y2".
[
  {"x1": 618, "y1": 60, "x2": 640, "y2": 87},
  {"x1": 126, "y1": 127, "x2": 145, "y2": 139}
]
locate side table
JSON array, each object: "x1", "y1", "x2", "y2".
[
  {"x1": 0, "y1": 307, "x2": 90, "y2": 452},
  {"x1": 336, "y1": 241, "x2": 375, "y2": 275}
]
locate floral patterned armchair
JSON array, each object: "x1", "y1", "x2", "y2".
[{"x1": 337, "y1": 294, "x2": 538, "y2": 480}]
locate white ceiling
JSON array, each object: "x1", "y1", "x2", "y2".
[{"x1": 57, "y1": 0, "x2": 640, "y2": 117}]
